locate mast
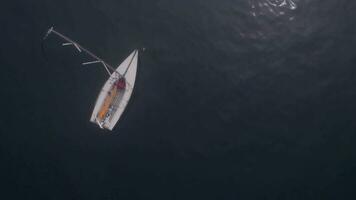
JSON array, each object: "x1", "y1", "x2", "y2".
[{"x1": 44, "y1": 27, "x2": 120, "y2": 76}]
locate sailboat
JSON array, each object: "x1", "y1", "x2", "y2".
[{"x1": 44, "y1": 27, "x2": 138, "y2": 130}]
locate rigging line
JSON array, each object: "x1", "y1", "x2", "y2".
[
  {"x1": 101, "y1": 62, "x2": 112, "y2": 76},
  {"x1": 46, "y1": 28, "x2": 124, "y2": 77},
  {"x1": 50, "y1": 29, "x2": 116, "y2": 72},
  {"x1": 123, "y1": 50, "x2": 137, "y2": 76},
  {"x1": 41, "y1": 39, "x2": 49, "y2": 63}
]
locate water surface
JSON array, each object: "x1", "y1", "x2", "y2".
[{"x1": 1, "y1": 0, "x2": 356, "y2": 199}]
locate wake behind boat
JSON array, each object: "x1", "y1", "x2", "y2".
[{"x1": 44, "y1": 27, "x2": 138, "y2": 130}]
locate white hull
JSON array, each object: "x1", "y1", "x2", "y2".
[{"x1": 90, "y1": 50, "x2": 138, "y2": 130}]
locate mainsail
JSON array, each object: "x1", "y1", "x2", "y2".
[{"x1": 44, "y1": 27, "x2": 138, "y2": 130}]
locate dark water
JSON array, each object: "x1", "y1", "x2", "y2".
[{"x1": 1, "y1": 0, "x2": 356, "y2": 199}]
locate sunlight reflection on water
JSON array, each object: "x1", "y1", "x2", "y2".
[
  {"x1": 249, "y1": 0, "x2": 298, "y2": 18},
  {"x1": 239, "y1": 0, "x2": 299, "y2": 40}
]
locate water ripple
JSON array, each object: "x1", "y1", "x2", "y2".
[
  {"x1": 249, "y1": 0, "x2": 298, "y2": 18},
  {"x1": 267, "y1": 0, "x2": 297, "y2": 9}
]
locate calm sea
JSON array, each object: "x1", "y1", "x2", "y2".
[{"x1": 1, "y1": 0, "x2": 356, "y2": 199}]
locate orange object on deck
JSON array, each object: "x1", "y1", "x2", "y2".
[{"x1": 97, "y1": 78, "x2": 126, "y2": 121}]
